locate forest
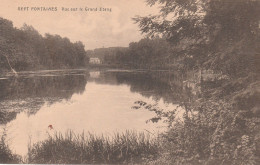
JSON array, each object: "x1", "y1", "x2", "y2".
[{"x1": 0, "y1": 17, "x2": 89, "y2": 74}]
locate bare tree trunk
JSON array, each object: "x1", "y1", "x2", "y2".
[{"x1": 3, "y1": 54, "x2": 18, "y2": 76}]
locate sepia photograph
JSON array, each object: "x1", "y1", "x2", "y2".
[{"x1": 0, "y1": 0, "x2": 259, "y2": 164}]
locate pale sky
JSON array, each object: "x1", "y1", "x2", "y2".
[{"x1": 0, "y1": 0, "x2": 160, "y2": 50}]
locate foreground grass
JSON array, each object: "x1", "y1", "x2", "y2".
[
  {"x1": 0, "y1": 133, "x2": 21, "y2": 163},
  {"x1": 27, "y1": 130, "x2": 159, "y2": 164}
]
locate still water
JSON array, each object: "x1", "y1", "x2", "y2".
[{"x1": 0, "y1": 69, "x2": 184, "y2": 156}]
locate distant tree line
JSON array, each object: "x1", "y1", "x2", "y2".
[
  {"x1": 0, "y1": 17, "x2": 89, "y2": 73},
  {"x1": 86, "y1": 37, "x2": 177, "y2": 69}
]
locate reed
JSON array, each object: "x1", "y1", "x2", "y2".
[{"x1": 27, "y1": 130, "x2": 160, "y2": 164}]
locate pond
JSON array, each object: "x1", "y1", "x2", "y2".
[{"x1": 0, "y1": 69, "x2": 187, "y2": 157}]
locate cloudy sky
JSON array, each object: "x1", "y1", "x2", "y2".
[{"x1": 0, "y1": 0, "x2": 160, "y2": 50}]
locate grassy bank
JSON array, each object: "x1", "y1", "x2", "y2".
[
  {"x1": 0, "y1": 133, "x2": 21, "y2": 163},
  {"x1": 0, "y1": 108, "x2": 20, "y2": 163},
  {"x1": 27, "y1": 131, "x2": 160, "y2": 164}
]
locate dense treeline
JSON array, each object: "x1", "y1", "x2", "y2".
[
  {"x1": 124, "y1": 37, "x2": 174, "y2": 69},
  {"x1": 87, "y1": 37, "x2": 177, "y2": 69},
  {"x1": 86, "y1": 47, "x2": 127, "y2": 63},
  {"x1": 0, "y1": 17, "x2": 89, "y2": 73}
]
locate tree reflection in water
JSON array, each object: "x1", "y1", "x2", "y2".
[
  {"x1": 0, "y1": 70, "x2": 89, "y2": 124},
  {"x1": 0, "y1": 70, "x2": 194, "y2": 126}
]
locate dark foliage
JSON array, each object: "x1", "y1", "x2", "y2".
[
  {"x1": 132, "y1": 0, "x2": 260, "y2": 164},
  {"x1": 0, "y1": 18, "x2": 89, "y2": 73}
]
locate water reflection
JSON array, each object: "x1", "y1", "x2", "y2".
[
  {"x1": 0, "y1": 70, "x2": 89, "y2": 101},
  {"x1": 0, "y1": 70, "x2": 89, "y2": 123},
  {"x1": 5, "y1": 82, "x2": 172, "y2": 156},
  {"x1": 90, "y1": 70, "x2": 190, "y2": 104},
  {"x1": 0, "y1": 69, "x2": 186, "y2": 157}
]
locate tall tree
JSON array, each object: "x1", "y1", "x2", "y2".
[{"x1": 134, "y1": 0, "x2": 260, "y2": 75}]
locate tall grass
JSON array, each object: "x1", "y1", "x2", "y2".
[
  {"x1": 0, "y1": 131, "x2": 21, "y2": 163},
  {"x1": 27, "y1": 130, "x2": 160, "y2": 164}
]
